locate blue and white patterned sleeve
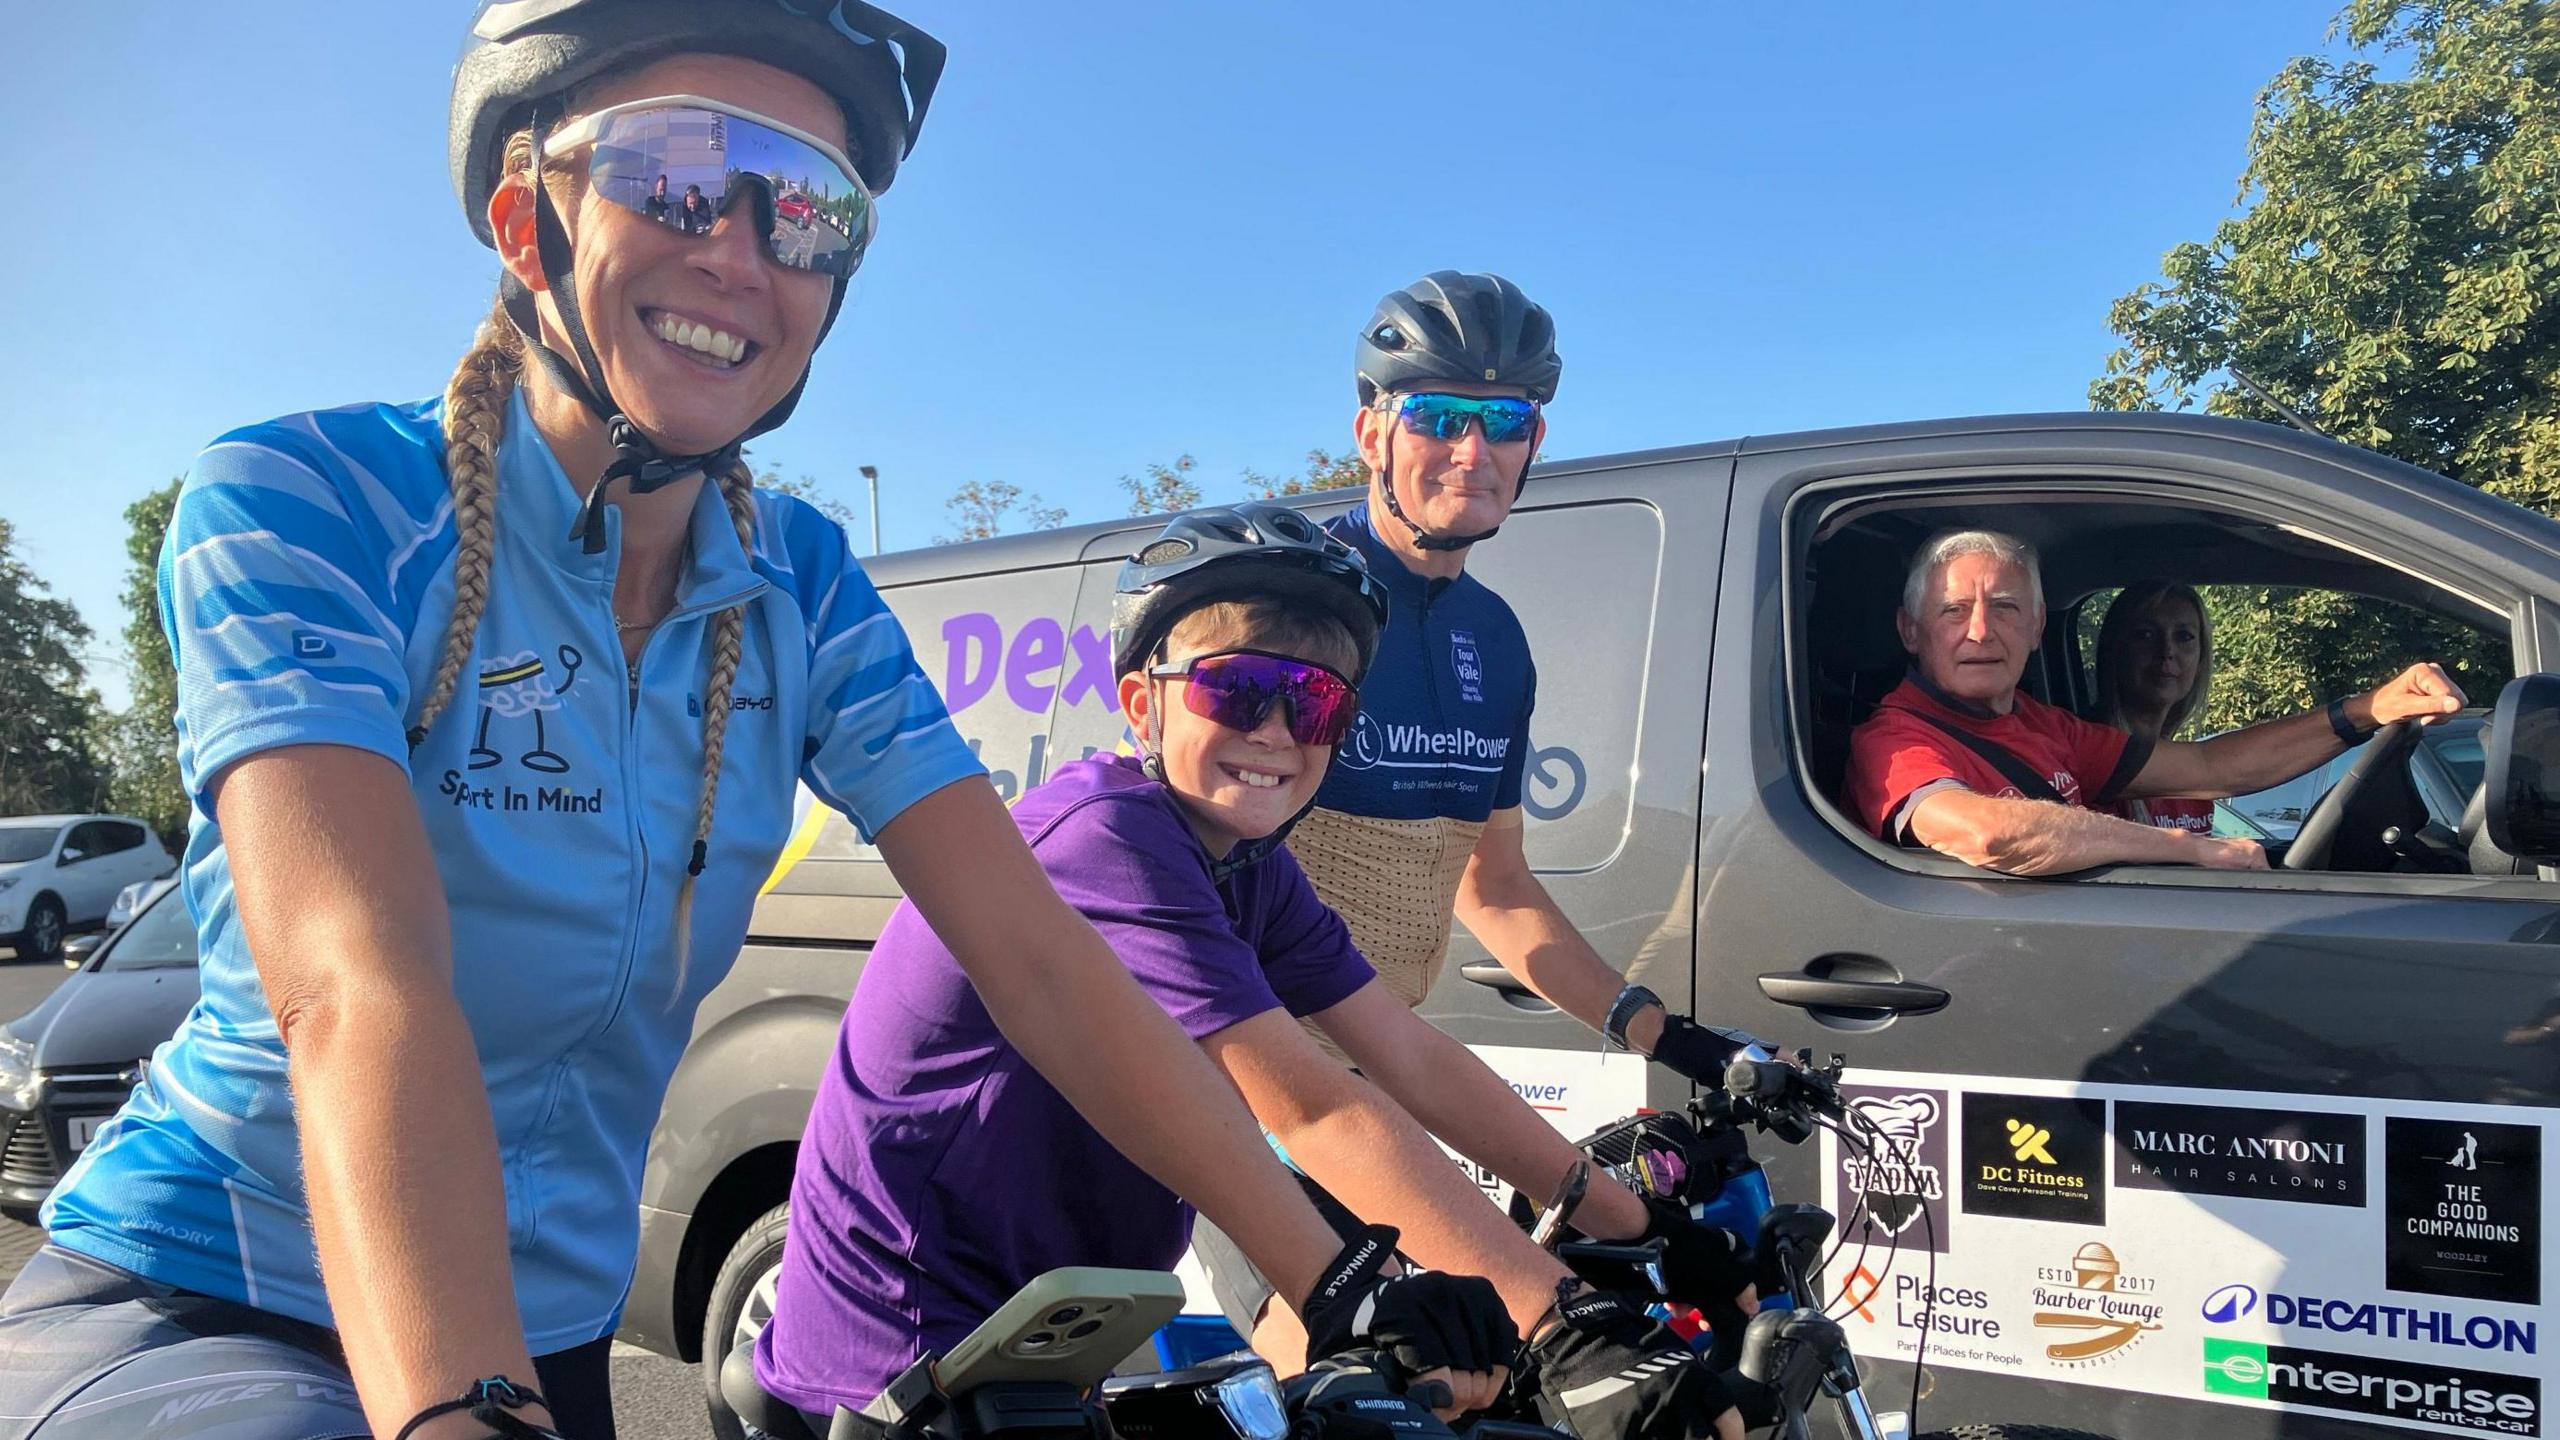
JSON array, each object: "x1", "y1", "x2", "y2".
[
  {"x1": 161, "y1": 430, "x2": 424, "y2": 811},
  {"x1": 794, "y1": 518, "x2": 986, "y2": 843}
]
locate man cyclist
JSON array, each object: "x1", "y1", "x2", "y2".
[
  {"x1": 1194, "y1": 273, "x2": 1764, "y2": 1363},
  {"x1": 757, "y1": 506, "x2": 1751, "y2": 1440}
]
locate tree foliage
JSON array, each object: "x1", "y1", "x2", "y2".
[
  {"x1": 1120, "y1": 455, "x2": 1204, "y2": 517},
  {"x1": 0, "y1": 518, "x2": 109, "y2": 817},
  {"x1": 1244, "y1": 448, "x2": 1371, "y2": 500},
  {"x1": 756, "y1": 467, "x2": 862, "y2": 532},
  {"x1": 100, "y1": 480, "x2": 186, "y2": 846},
  {"x1": 2092, "y1": 0, "x2": 2558, "y2": 721},
  {"x1": 938, "y1": 480, "x2": 1068, "y2": 544}
]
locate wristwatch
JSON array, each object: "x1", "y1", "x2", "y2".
[
  {"x1": 1604, "y1": 984, "x2": 1662, "y2": 1050},
  {"x1": 2327, "y1": 696, "x2": 2377, "y2": 745}
]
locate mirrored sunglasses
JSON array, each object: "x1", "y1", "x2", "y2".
[
  {"x1": 544, "y1": 95, "x2": 876, "y2": 278},
  {"x1": 1146, "y1": 650, "x2": 1362, "y2": 748}
]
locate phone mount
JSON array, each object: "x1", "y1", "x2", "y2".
[{"x1": 836, "y1": 1360, "x2": 1107, "y2": 1440}]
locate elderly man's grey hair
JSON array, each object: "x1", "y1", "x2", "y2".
[{"x1": 1902, "y1": 529, "x2": 2044, "y2": 618}]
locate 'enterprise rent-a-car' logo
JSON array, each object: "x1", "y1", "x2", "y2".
[
  {"x1": 2200, "y1": 1283, "x2": 2536, "y2": 1355},
  {"x1": 2204, "y1": 1338, "x2": 2540, "y2": 1435}
]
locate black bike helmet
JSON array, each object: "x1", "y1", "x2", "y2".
[
  {"x1": 1111, "y1": 503, "x2": 1390, "y2": 684},
  {"x1": 1355, "y1": 271, "x2": 1561, "y2": 408},
  {"x1": 1354, "y1": 271, "x2": 1560, "y2": 551},
  {"x1": 1113, "y1": 503, "x2": 1391, "y2": 877},
  {"x1": 448, "y1": 0, "x2": 946, "y2": 549}
]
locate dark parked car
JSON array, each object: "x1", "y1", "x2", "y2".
[{"x1": 0, "y1": 883, "x2": 199, "y2": 1220}]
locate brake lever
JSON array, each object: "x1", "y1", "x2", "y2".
[{"x1": 1554, "y1": 1238, "x2": 1670, "y2": 1298}]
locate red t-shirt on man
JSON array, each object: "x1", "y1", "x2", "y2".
[
  {"x1": 2113, "y1": 795, "x2": 2215, "y2": 834},
  {"x1": 1844, "y1": 677, "x2": 2154, "y2": 844}
]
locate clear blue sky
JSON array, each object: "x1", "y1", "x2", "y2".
[{"x1": 12, "y1": 1, "x2": 2348, "y2": 710}]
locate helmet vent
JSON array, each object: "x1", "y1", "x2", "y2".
[
  {"x1": 1137, "y1": 538, "x2": 1195, "y2": 565},
  {"x1": 1370, "y1": 323, "x2": 1407, "y2": 351}
]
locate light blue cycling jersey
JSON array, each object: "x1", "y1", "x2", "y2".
[{"x1": 43, "y1": 391, "x2": 983, "y2": 1352}]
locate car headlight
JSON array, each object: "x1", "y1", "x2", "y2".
[{"x1": 0, "y1": 1035, "x2": 38, "y2": 1111}]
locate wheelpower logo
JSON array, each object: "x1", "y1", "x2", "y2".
[
  {"x1": 2204, "y1": 1338, "x2": 2541, "y2": 1435},
  {"x1": 2199, "y1": 1282, "x2": 2537, "y2": 1357}
]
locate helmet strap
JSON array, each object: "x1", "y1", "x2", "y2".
[{"x1": 1373, "y1": 414, "x2": 1521, "y2": 553}]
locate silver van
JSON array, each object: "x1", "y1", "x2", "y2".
[{"x1": 627, "y1": 411, "x2": 2560, "y2": 1440}]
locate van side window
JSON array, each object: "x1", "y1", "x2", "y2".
[{"x1": 1796, "y1": 494, "x2": 2530, "y2": 886}]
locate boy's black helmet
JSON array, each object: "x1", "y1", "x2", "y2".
[{"x1": 1112, "y1": 503, "x2": 1389, "y2": 682}]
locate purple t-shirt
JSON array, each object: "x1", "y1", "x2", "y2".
[{"x1": 756, "y1": 755, "x2": 1376, "y2": 1414}]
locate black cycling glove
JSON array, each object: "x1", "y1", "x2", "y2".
[
  {"x1": 1647, "y1": 1015, "x2": 1759, "y2": 1088},
  {"x1": 1642, "y1": 1200, "x2": 1754, "y2": 1312},
  {"x1": 1299, "y1": 1225, "x2": 1518, "y2": 1378},
  {"x1": 1527, "y1": 1288, "x2": 1740, "y2": 1440}
]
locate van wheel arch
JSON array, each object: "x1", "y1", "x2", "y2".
[{"x1": 672, "y1": 1141, "x2": 799, "y2": 1364}]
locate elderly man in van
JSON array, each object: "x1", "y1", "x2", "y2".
[{"x1": 1845, "y1": 528, "x2": 2467, "y2": 874}]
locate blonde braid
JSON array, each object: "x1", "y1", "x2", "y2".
[
  {"x1": 412, "y1": 292, "x2": 523, "y2": 746},
  {"x1": 668, "y1": 459, "x2": 758, "y2": 1002}
]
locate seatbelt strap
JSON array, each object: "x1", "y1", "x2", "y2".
[{"x1": 1886, "y1": 706, "x2": 2068, "y2": 805}]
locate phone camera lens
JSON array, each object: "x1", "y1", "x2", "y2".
[
  {"x1": 1020, "y1": 1332, "x2": 1055, "y2": 1351},
  {"x1": 1067, "y1": 1319, "x2": 1104, "y2": 1340},
  {"x1": 1045, "y1": 1306, "x2": 1084, "y2": 1326}
]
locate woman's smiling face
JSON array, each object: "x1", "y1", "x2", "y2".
[{"x1": 500, "y1": 53, "x2": 847, "y2": 455}]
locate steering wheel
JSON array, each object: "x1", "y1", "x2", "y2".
[{"x1": 2281, "y1": 720, "x2": 2421, "y2": 871}]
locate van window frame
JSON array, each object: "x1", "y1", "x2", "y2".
[{"x1": 1780, "y1": 472, "x2": 2555, "y2": 901}]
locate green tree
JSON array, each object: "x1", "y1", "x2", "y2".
[
  {"x1": 0, "y1": 518, "x2": 109, "y2": 816},
  {"x1": 99, "y1": 480, "x2": 186, "y2": 847},
  {"x1": 2092, "y1": 0, "x2": 2557, "y2": 720},
  {"x1": 1120, "y1": 455, "x2": 1204, "y2": 517},
  {"x1": 756, "y1": 466, "x2": 862, "y2": 532},
  {"x1": 938, "y1": 480, "x2": 1067, "y2": 544},
  {"x1": 1243, "y1": 447, "x2": 1370, "y2": 499}
]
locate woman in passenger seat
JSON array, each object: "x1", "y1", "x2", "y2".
[{"x1": 2086, "y1": 580, "x2": 2218, "y2": 834}]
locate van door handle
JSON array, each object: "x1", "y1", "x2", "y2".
[
  {"x1": 1460, "y1": 960, "x2": 1558, "y2": 1013},
  {"x1": 1757, "y1": 956, "x2": 1949, "y2": 1018}
]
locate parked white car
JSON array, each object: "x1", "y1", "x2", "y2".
[{"x1": 0, "y1": 816, "x2": 173, "y2": 963}]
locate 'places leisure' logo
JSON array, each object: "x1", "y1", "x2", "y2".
[{"x1": 2205, "y1": 1339, "x2": 2540, "y2": 1435}]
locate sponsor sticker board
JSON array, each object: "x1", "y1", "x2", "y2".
[{"x1": 1824, "y1": 1069, "x2": 2550, "y2": 1438}]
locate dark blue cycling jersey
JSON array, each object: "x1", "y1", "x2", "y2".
[{"x1": 1314, "y1": 505, "x2": 1536, "y2": 822}]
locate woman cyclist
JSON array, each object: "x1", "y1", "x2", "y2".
[{"x1": 0, "y1": 6, "x2": 1503, "y2": 1438}]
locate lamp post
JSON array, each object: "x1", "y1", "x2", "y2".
[{"x1": 858, "y1": 464, "x2": 880, "y2": 556}]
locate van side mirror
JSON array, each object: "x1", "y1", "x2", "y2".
[
  {"x1": 2485, "y1": 674, "x2": 2560, "y2": 863},
  {"x1": 62, "y1": 933, "x2": 103, "y2": 970}
]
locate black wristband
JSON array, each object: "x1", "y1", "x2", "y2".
[
  {"x1": 393, "y1": 1377, "x2": 557, "y2": 1440},
  {"x1": 2328, "y1": 696, "x2": 2375, "y2": 745}
]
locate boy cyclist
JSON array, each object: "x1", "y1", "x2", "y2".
[{"x1": 759, "y1": 505, "x2": 1750, "y2": 1440}]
